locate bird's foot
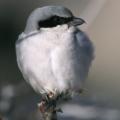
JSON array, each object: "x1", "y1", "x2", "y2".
[
  {"x1": 38, "y1": 92, "x2": 62, "y2": 113},
  {"x1": 38, "y1": 100, "x2": 56, "y2": 113},
  {"x1": 38, "y1": 100, "x2": 46, "y2": 113}
]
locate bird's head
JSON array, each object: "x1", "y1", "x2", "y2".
[{"x1": 24, "y1": 6, "x2": 85, "y2": 34}]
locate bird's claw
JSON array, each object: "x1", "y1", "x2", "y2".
[
  {"x1": 38, "y1": 92, "x2": 57, "y2": 113},
  {"x1": 38, "y1": 101, "x2": 62, "y2": 113},
  {"x1": 38, "y1": 100, "x2": 46, "y2": 113}
]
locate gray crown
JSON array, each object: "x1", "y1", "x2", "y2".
[{"x1": 24, "y1": 6, "x2": 73, "y2": 34}]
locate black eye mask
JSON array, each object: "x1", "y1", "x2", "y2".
[{"x1": 38, "y1": 15, "x2": 73, "y2": 29}]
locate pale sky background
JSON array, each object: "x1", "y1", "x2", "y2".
[{"x1": 87, "y1": 0, "x2": 120, "y2": 108}]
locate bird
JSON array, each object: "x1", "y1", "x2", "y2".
[{"x1": 15, "y1": 5, "x2": 94, "y2": 112}]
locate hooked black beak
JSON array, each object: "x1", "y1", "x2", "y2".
[{"x1": 69, "y1": 17, "x2": 86, "y2": 26}]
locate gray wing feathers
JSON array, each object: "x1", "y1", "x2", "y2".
[{"x1": 76, "y1": 30, "x2": 94, "y2": 64}]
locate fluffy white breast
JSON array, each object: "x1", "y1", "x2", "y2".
[{"x1": 16, "y1": 25, "x2": 93, "y2": 95}]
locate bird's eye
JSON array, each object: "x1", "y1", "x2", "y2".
[{"x1": 52, "y1": 16, "x2": 60, "y2": 22}]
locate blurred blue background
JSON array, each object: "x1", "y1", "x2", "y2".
[{"x1": 0, "y1": 0, "x2": 120, "y2": 120}]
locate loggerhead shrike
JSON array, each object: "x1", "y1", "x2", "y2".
[{"x1": 16, "y1": 5, "x2": 94, "y2": 109}]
